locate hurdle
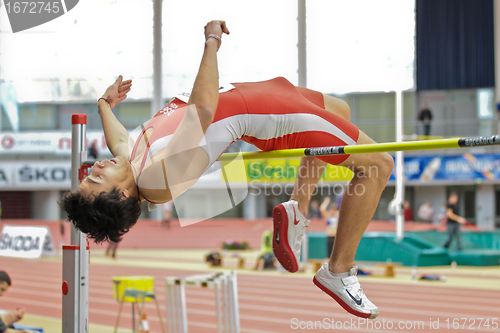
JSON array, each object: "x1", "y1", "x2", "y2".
[
  {"x1": 218, "y1": 135, "x2": 500, "y2": 161},
  {"x1": 165, "y1": 271, "x2": 240, "y2": 333},
  {"x1": 62, "y1": 114, "x2": 90, "y2": 333}
]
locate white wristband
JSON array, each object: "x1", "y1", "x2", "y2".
[{"x1": 206, "y1": 34, "x2": 221, "y2": 47}]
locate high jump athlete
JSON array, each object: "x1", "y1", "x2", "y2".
[{"x1": 62, "y1": 20, "x2": 393, "y2": 319}]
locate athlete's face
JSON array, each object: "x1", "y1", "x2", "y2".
[
  {"x1": 79, "y1": 157, "x2": 135, "y2": 198},
  {"x1": 0, "y1": 281, "x2": 9, "y2": 296},
  {"x1": 448, "y1": 193, "x2": 458, "y2": 205}
]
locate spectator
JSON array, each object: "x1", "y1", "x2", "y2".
[
  {"x1": 58, "y1": 210, "x2": 67, "y2": 242},
  {"x1": 0, "y1": 271, "x2": 30, "y2": 333},
  {"x1": 417, "y1": 107, "x2": 433, "y2": 137},
  {"x1": 0, "y1": 272, "x2": 11, "y2": 297},
  {"x1": 333, "y1": 185, "x2": 345, "y2": 210},
  {"x1": 403, "y1": 200, "x2": 414, "y2": 222},
  {"x1": 161, "y1": 202, "x2": 174, "y2": 228},
  {"x1": 105, "y1": 241, "x2": 120, "y2": 259},
  {"x1": 254, "y1": 253, "x2": 277, "y2": 271},
  {"x1": 443, "y1": 192, "x2": 466, "y2": 251},
  {"x1": 320, "y1": 197, "x2": 339, "y2": 257},
  {"x1": 308, "y1": 200, "x2": 322, "y2": 219},
  {"x1": 417, "y1": 201, "x2": 435, "y2": 223},
  {"x1": 88, "y1": 139, "x2": 99, "y2": 160}
]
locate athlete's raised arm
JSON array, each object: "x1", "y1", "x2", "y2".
[
  {"x1": 142, "y1": 21, "x2": 231, "y2": 200},
  {"x1": 97, "y1": 75, "x2": 133, "y2": 158},
  {"x1": 188, "y1": 20, "x2": 230, "y2": 129}
]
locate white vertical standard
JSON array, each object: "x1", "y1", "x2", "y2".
[
  {"x1": 297, "y1": 0, "x2": 307, "y2": 87},
  {"x1": 150, "y1": 0, "x2": 164, "y2": 221},
  {"x1": 494, "y1": 0, "x2": 500, "y2": 132},
  {"x1": 62, "y1": 114, "x2": 89, "y2": 333},
  {"x1": 152, "y1": 0, "x2": 163, "y2": 117},
  {"x1": 395, "y1": 91, "x2": 405, "y2": 241}
]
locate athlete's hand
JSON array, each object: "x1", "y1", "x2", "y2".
[
  {"x1": 101, "y1": 75, "x2": 132, "y2": 109},
  {"x1": 14, "y1": 308, "x2": 25, "y2": 321},
  {"x1": 204, "y1": 20, "x2": 229, "y2": 49},
  {"x1": 2, "y1": 308, "x2": 24, "y2": 325}
]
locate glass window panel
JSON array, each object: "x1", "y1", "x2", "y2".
[
  {"x1": 0, "y1": 0, "x2": 153, "y2": 102},
  {"x1": 58, "y1": 103, "x2": 100, "y2": 130},
  {"x1": 162, "y1": 0, "x2": 298, "y2": 95},
  {"x1": 477, "y1": 88, "x2": 494, "y2": 120},
  {"x1": 19, "y1": 104, "x2": 56, "y2": 130},
  {"x1": 307, "y1": 0, "x2": 415, "y2": 93},
  {"x1": 117, "y1": 102, "x2": 151, "y2": 129}
]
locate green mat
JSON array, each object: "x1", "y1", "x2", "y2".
[{"x1": 307, "y1": 230, "x2": 500, "y2": 266}]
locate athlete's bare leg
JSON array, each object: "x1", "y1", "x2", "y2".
[
  {"x1": 291, "y1": 94, "x2": 393, "y2": 273},
  {"x1": 330, "y1": 131, "x2": 392, "y2": 273},
  {"x1": 290, "y1": 156, "x2": 325, "y2": 216}
]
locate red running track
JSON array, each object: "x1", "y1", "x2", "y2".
[
  {"x1": 0, "y1": 218, "x2": 461, "y2": 250},
  {"x1": 0, "y1": 219, "x2": 493, "y2": 332},
  {"x1": 1, "y1": 254, "x2": 500, "y2": 333}
]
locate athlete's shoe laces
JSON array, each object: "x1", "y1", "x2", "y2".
[{"x1": 313, "y1": 264, "x2": 379, "y2": 319}]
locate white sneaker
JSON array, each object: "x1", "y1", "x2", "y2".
[
  {"x1": 313, "y1": 264, "x2": 379, "y2": 319},
  {"x1": 272, "y1": 200, "x2": 310, "y2": 273}
]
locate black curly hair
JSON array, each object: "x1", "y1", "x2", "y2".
[
  {"x1": 60, "y1": 188, "x2": 141, "y2": 243},
  {"x1": 0, "y1": 271, "x2": 11, "y2": 286}
]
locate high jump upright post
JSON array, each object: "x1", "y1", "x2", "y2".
[
  {"x1": 62, "y1": 114, "x2": 89, "y2": 333},
  {"x1": 395, "y1": 90, "x2": 405, "y2": 241}
]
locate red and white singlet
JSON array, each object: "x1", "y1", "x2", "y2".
[{"x1": 129, "y1": 77, "x2": 359, "y2": 191}]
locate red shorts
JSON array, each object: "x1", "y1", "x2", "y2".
[{"x1": 234, "y1": 77, "x2": 359, "y2": 165}]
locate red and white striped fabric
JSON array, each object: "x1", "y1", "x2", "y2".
[{"x1": 129, "y1": 77, "x2": 359, "y2": 175}]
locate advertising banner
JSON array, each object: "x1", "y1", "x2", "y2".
[
  {"x1": 0, "y1": 161, "x2": 71, "y2": 189},
  {"x1": 390, "y1": 153, "x2": 500, "y2": 182},
  {"x1": 0, "y1": 226, "x2": 54, "y2": 259},
  {"x1": 244, "y1": 153, "x2": 500, "y2": 184},
  {"x1": 0, "y1": 131, "x2": 110, "y2": 156}
]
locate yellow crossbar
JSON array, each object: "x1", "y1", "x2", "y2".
[{"x1": 218, "y1": 135, "x2": 500, "y2": 161}]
